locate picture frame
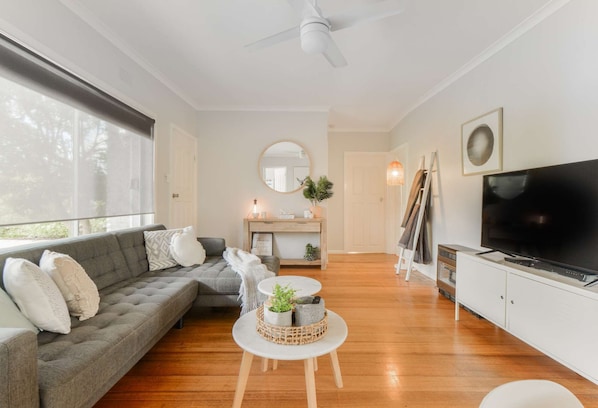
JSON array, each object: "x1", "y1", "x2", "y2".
[
  {"x1": 461, "y1": 107, "x2": 503, "y2": 176},
  {"x1": 251, "y1": 232, "x2": 273, "y2": 256}
]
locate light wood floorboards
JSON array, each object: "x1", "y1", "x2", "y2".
[{"x1": 95, "y1": 254, "x2": 598, "y2": 407}]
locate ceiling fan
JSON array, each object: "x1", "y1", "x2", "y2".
[{"x1": 245, "y1": 0, "x2": 404, "y2": 68}]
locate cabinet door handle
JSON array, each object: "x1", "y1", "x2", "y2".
[
  {"x1": 510, "y1": 300, "x2": 515, "y2": 305},
  {"x1": 500, "y1": 295, "x2": 504, "y2": 300}
]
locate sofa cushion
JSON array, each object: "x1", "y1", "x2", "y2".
[
  {"x1": 3, "y1": 258, "x2": 71, "y2": 334},
  {"x1": 40, "y1": 250, "x2": 100, "y2": 321},
  {"x1": 170, "y1": 226, "x2": 206, "y2": 267},
  {"x1": 0, "y1": 287, "x2": 38, "y2": 333},
  {"x1": 0, "y1": 232, "x2": 134, "y2": 291},
  {"x1": 144, "y1": 229, "x2": 182, "y2": 271},
  {"x1": 114, "y1": 224, "x2": 165, "y2": 277},
  {"x1": 36, "y1": 274, "x2": 198, "y2": 408}
]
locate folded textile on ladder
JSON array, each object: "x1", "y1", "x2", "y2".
[
  {"x1": 398, "y1": 169, "x2": 432, "y2": 264},
  {"x1": 223, "y1": 247, "x2": 275, "y2": 315}
]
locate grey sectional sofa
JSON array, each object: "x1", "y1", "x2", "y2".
[{"x1": 0, "y1": 224, "x2": 279, "y2": 408}]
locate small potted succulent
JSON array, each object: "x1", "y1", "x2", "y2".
[{"x1": 263, "y1": 283, "x2": 296, "y2": 327}]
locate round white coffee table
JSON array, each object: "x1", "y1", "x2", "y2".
[
  {"x1": 257, "y1": 275, "x2": 322, "y2": 297},
  {"x1": 232, "y1": 309, "x2": 347, "y2": 408}
]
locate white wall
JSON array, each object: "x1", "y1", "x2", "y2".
[
  {"x1": 0, "y1": 0, "x2": 198, "y2": 226},
  {"x1": 196, "y1": 111, "x2": 328, "y2": 249},
  {"x1": 390, "y1": 0, "x2": 598, "y2": 279}
]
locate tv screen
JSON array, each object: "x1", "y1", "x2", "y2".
[{"x1": 481, "y1": 159, "x2": 598, "y2": 275}]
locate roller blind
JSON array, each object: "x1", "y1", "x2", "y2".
[{"x1": 0, "y1": 33, "x2": 155, "y2": 226}]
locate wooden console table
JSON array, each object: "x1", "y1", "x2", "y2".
[{"x1": 243, "y1": 218, "x2": 327, "y2": 270}]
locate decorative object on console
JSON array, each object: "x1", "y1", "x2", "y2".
[
  {"x1": 278, "y1": 209, "x2": 296, "y2": 219},
  {"x1": 251, "y1": 232, "x2": 273, "y2": 256},
  {"x1": 386, "y1": 160, "x2": 405, "y2": 185},
  {"x1": 302, "y1": 175, "x2": 334, "y2": 218},
  {"x1": 461, "y1": 107, "x2": 502, "y2": 176},
  {"x1": 304, "y1": 243, "x2": 318, "y2": 261},
  {"x1": 252, "y1": 199, "x2": 259, "y2": 218}
]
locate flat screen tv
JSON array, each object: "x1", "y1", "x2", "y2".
[{"x1": 481, "y1": 159, "x2": 598, "y2": 279}]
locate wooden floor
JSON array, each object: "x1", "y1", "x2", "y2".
[{"x1": 95, "y1": 254, "x2": 598, "y2": 407}]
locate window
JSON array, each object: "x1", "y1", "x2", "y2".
[{"x1": 0, "y1": 33, "x2": 155, "y2": 247}]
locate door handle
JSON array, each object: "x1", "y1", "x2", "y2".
[{"x1": 172, "y1": 193, "x2": 179, "y2": 198}]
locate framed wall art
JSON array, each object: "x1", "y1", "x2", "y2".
[{"x1": 461, "y1": 107, "x2": 503, "y2": 176}]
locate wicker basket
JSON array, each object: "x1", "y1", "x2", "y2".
[{"x1": 256, "y1": 305, "x2": 327, "y2": 345}]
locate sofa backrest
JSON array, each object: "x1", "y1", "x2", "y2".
[
  {"x1": 114, "y1": 224, "x2": 166, "y2": 277},
  {"x1": 0, "y1": 232, "x2": 133, "y2": 291}
]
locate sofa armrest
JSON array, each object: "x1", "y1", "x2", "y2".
[
  {"x1": 197, "y1": 237, "x2": 226, "y2": 257},
  {"x1": 259, "y1": 255, "x2": 280, "y2": 275},
  {"x1": 0, "y1": 328, "x2": 39, "y2": 408}
]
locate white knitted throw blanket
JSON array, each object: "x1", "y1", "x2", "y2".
[{"x1": 223, "y1": 247, "x2": 275, "y2": 315}]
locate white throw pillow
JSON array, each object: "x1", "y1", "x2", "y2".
[
  {"x1": 40, "y1": 250, "x2": 100, "y2": 321},
  {"x1": 3, "y1": 258, "x2": 71, "y2": 334},
  {"x1": 144, "y1": 229, "x2": 182, "y2": 271},
  {"x1": 0, "y1": 286, "x2": 38, "y2": 333},
  {"x1": 170, "y1": 226, "x2": 206, "y2": 267}
]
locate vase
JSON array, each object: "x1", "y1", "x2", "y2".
[
  {"x1": 263, "y1": 308, "x2": 293, "y2": 327},
  {"x1": 309, "y1": 205, "x2": 322, "y2": 218}
]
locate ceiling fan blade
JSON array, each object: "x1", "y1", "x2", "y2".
[
  {"x1": 244, "y1": 26, "x2": 300, "y2": 51},
  {"x1": 327, "y1": 0, "x2": 404, "y2": 32},
  {"x1": 287, "y1": 0, "x2": 323, "y2": 19},
  {"x1": 322, "y1": 37, "x2": 347, "y2": 68}
]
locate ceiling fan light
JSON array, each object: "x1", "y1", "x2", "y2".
[{"x1": 300, "y1": 21, "x2": 330, "y2": 54}]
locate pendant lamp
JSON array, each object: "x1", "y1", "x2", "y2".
[{"x1": 387, "y1": 161, "x2": 404, "y2": 186}]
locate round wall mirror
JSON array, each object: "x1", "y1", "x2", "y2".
[{"x1": 259, "y1": 141, "x2": 311, "y2": 193}]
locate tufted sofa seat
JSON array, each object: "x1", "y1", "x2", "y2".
[{"x1": 0, "y1": 224, "x2": 279, "y2": 408}]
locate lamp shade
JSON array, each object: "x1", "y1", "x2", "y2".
[{"x1": 387, "y1": 160, "x2": 404, "y2": 186}]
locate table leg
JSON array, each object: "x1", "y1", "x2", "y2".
[
  {"x1": 304, "y1": 358, "x2": 317, "y2": 408},
  {"x1": 233, "y1": 351, "x2": 254, "y2": 408},
  {"x1": 329, "y1": 350, "x2": 343, "y2": 388},
  {"x1": 272, "y1": 360, "x2": 278, "y2": 370},
  {"x1": 261, "y1": 358, "x2": 269, "y2": 372},
  {"x1": 314, "y1": 356, "x2": 318, "y2": 371}
]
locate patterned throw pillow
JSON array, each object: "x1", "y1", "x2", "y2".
[
  {"x1": 40, "y1": 250, "x2": 100, "y2": 321},
  {"x1": 144, "y1": 229, "x2": 182, "y2": 271}
]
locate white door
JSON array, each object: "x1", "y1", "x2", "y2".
[
  {"x1": 344, "y1": 152, "x2": 387, "y2": 253},
  {"x1": 169, "y1": 126, "x2": 197, "y2": 230}
]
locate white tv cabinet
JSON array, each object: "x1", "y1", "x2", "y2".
[{"x1": 455, "y1": 251, "x2": 598, "y2": 385}]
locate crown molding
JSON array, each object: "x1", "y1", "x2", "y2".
[
  {"x1": 195, "y1": 105, "x2": 330, "y2": 113},
  {"x1": 389, "y1": 0, "x2": 572, "y2": 131},
  {"x1": 327, "y1": 127, "x2": 391, "y2": 134}
]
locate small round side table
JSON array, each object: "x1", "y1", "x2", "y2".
[
  {"x1": 232, "y1": 309, "x2": 347, "y2": 408},
  {"x1": 257, "y1": 275, "x2": 322, "y2": 297}
]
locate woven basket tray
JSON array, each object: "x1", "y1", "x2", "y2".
[{"x1": 256, "y1": 305, "x2": 328, "y2": 345}]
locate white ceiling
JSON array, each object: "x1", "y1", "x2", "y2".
[{"x1": 62, "y1": 0, "x2": 556, "y2": 131}]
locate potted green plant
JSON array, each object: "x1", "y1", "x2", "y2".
[
  {"x1": 263, "y1": 283, "x2": 296, "y2": 327},
  {"x1": 304, "y1": 243, "x2": 318, "y2": 261},
  {"x1": 302, "y1": 175, "x2": 334, "y2": 218}
]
